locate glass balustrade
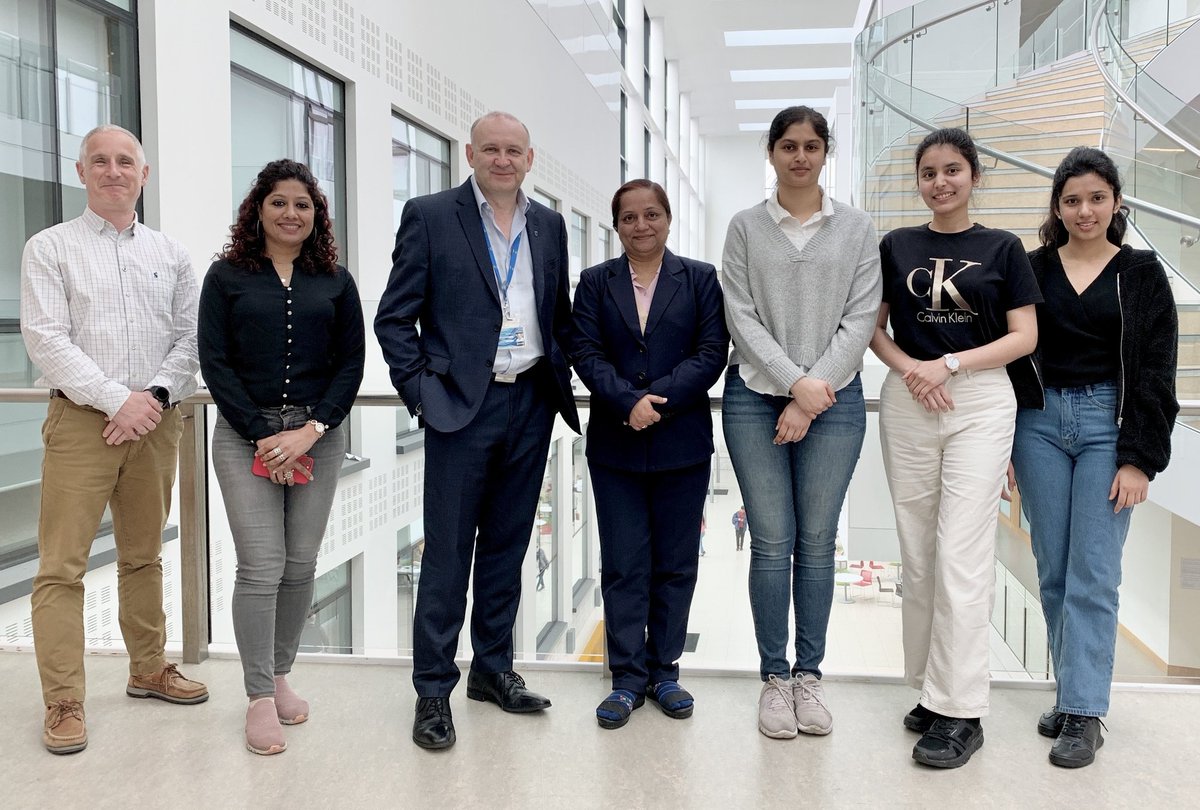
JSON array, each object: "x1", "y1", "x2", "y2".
[{"x1": 5, "y1": 389, "x2": 1196, "y2": 686}]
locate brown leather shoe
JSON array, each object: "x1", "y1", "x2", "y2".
[
  {"x1": 44, "y1": 699, "x2": 87, "y2": 755},
  {"x1": 127, "y1": 663, "x2": 209, "y2": 704}
]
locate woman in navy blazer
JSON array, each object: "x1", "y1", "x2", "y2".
[{"x1": 571, "y1": 179, "x2": 729, "y2": 729}]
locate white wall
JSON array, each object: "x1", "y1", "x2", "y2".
[{"x1": 703, "y1": 134, "x2": 767, "y2": 268}]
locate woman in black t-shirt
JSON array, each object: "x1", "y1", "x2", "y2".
[
  {"x1": 198, "y1": 159, "x2": 365, "y2": 756},
  {"x1": 869, "y1": 128, "x2": 1039, "y2": 769},
  {"x1": 1009, "y1": 147, "x2": 1177, "y2": 769}
]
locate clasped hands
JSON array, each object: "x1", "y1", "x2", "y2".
[
  {"x1": 774, "y1": 377, "x2": 836, "y2": 445},
  {"x1": 904, "y1": 359, "x2": 955, "y2": 413},
  {"x1": 627, "y1": 394, "x2": 668, "y2": 431},
  {"x1": 255, "y1": 428, "x2": 319, "y2": 486},
  {"x1": 102, "y1": 390, "x2": 162, "y2": 446}
]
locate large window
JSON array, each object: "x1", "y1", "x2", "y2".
[
  {"x1": 620, "y1": 91, "x2": 628, "y2": 183},
  {"x1": 613, "y1": 0, "x2": 626, "y2": 66},
  {"x1": 569, "y1": 210, "x2": 588, "y2": 285},
  {"x1": 1, "y1": 0, "x2": 139, "y2": 375},
  {"x1": 230, "y1": 26, "x2": 346, "y2": 257},
  {"x1": 391, "y1": 113, "x2": 451, "y2": 232},
  {"x1": 529, "y1": 187, "x2": 559, "y2": 212}
]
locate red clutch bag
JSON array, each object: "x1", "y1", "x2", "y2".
[{"x1": 252, "y1": 454, "x2": 314, "y2": 484}]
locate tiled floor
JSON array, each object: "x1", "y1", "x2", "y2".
[{"x1": 2, "y1": 651, "x2": 1197, "y2": 809}]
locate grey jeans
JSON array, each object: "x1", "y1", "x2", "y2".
[{"x1": 211, "y1": 407, "x2": 345, "y2": 697}]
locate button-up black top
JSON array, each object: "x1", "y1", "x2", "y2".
[{"x1": 198, "y1": 257, "x2": 365, "y2": 442}]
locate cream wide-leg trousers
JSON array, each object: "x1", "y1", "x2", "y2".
[{"x1": 879, "y1": 367, "x2": 1016, "y2": 718}]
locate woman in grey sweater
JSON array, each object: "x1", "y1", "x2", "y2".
[{"x1": 721, "y1": 106, "x2": 881, "y2": 741}]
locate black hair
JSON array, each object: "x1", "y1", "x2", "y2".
[
  {"x1": 914, "y1": 128, "x2": 982, "y2": 180},
  {"x1": 1038, "y1": 146, "x2": 1128, "y2": 248},
  {"x1": 766, "y1": 106, "x2": 833, "y2": 155},
  {"x1": 611, "y1": 179, "x2": 671, "y2": 228}
]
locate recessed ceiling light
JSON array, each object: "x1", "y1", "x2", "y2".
[
  {"x1": 739, "y1": 123, "x2": 772, "y2": 132},
  {"x1": 725, "y1": 28, "x2": 856, "y2": 47},
  {"x1": 730, "y1": 67, "x2": 851, "y2": 82},
  {"x1": 735, "y1": 98, "x2": 832, "y2": 110}
]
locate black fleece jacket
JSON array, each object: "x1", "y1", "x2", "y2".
[{"x1": 1009, "y1": 245, "x2": 1179, "y2": 479}]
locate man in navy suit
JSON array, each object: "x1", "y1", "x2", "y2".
[{"x1": 375, "y1": 111, "x2": 580, "y2": 750}]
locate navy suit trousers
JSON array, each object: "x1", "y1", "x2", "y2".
[{"x1": 412, "y1": 371, "x2": 554, "y2": 697}]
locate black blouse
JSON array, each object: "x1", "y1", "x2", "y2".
[
  {"x1": 1038, "y1": 250, "x2": 1121, "y2": 387},
  {"x1": 198, "y1": 257, "x2": 365, "y2": 442}
]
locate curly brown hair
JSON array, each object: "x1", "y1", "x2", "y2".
[{"x1": 221, "y1": 159, "x2": 339, "y2": 275}]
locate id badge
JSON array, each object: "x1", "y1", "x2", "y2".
[{"x1": 498, "y1": 320, "x2": 527, "y2": 349}]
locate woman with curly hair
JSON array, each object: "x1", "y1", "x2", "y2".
[{"x1": 198, "y1": 159, "x2": 364, "y2": 755}]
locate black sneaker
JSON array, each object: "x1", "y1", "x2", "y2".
[
  {"x1": 903, "y1": 702, "x2": 939, "y2": 733},
  {"x1": 912, "y1": 717, "x2": 984, "y2": 769},
  {"x1": 1037, "y1": 709, "x2": 1066, "y2": 738},
  {"x1": 1049, "y1": 715, "x2": 1105, "y2": 768}
]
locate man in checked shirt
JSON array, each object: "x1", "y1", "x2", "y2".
[{"x1": 20, "y1": 124, "x2": 207, "y2": 755}]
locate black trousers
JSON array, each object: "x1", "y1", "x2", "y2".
[
  {"x1": 412, "y1": 373, "x2": 554, "y2": 697},
  {"x1": 590, "y1": 459, "x2": 709, "y2": 693}
]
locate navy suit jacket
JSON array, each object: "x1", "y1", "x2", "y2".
[
  {"x1": 571, "y1": 249, "x2": 728, "y2": 472},
  {"x1": 374, "y1": 179, "x2": 580, "y2": 434}
]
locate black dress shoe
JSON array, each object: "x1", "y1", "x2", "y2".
[
  {"x1": 912, "y1": 717, "x2": 984, "y2": 769},
  {"x1": 1049, "y1": 715, "x2": 1104, "y2": 768},
  {"x1": 1037, "y1": 709, "x2": 1066, "y2": 738},
  {"x1": 466, "y1": 670, "x2": 551, "y2": 713},
  {"x1": 412, "y1": 697, "x2": 455, "y2": 750}
]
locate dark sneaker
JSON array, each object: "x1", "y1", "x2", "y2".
[
  {"x1": 903, "y1": 702, "x2": 939, "y2": 733},
  {"x1": 1049, "y1": 715, "x2": 1105, "y2": 768},
  {"x1": 912, "y1": 717, "x2": 984, "y2": 769},
  {"x1": 1037, "y1": 709, "x2": 1066, "y2": 738}
]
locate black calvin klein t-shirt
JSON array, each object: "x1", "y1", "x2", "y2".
[{"x1": 880, "y1": 224, "x2": 1042, "y2": 360}]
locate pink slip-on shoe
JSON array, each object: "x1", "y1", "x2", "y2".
[
  {"x1": 273, "y1": 675, "x2": 309, "y2": 725},
  {"x1": 245, "y1": 697, "x2": 286, "y2": 755}
]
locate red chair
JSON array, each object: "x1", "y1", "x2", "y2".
[
  {"x1": 851, "y1": 568, "x2": 874, "y2": 599},
  {"x1": 868, "y1": 560, "x2": 885, "y2": 570},
  {"x1": 849, "y1": 560, "x2": 864, "y2": 569}
]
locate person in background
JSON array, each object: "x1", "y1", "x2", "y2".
[
  {"x1": 721, "y1": 106, "x2": 881, "y2": 741},
  {"x1": 732, "y1": 506, "x2": 748, "y2": 551},
  {"x1": 21, "y1": 124, "x2": 206, "y2": 755},
  {"x1": 572, "y1": 179, "x2": 728, "y2": 730},
  {"x1": 870, "y1": 127, "x2": 1039, "y2": 769},
  {"x1": 1010, "y1": 146, "x2": 1177, "y2": 768},
  {"x1": 199, "y1": 158, "x2": 365, "y2": 755}
]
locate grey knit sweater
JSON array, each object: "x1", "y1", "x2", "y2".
[{"x1": 722, "y1": 199, "x2": 882, "y2": 392}]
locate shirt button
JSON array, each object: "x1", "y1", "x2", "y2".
[
  {"x1": 285, "y1": 379, "x2": 290, "y2": 384},
  {"x1": 288, "y1": 339, "x2": 292, "y2": 343},
  {"x1": 287, "y1": 324, "x2": 292, "y2": 329},
  {"x1": 637, "y1": 372, "x2": 647, "y2": 380},
  {"x1": 287, "y1": 300, "x2": 292, "y2": 304},
  {"x1": 485, "y1": 359, "x2": 493, "y2": 368},
  {"x1": 287, "y1": 311, "x2": 292, "y2": 315},
  {"x1": 282, "y1": 393, "x2": 288, "y2": 399}
]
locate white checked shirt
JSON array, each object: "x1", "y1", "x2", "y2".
[{"x1": 20, "y1": 207, "x2": 200, "y2": 417}]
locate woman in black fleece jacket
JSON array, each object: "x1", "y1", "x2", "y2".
[{"x1": 1009, "y1": 147, "x2": 1178, "y2": 770}]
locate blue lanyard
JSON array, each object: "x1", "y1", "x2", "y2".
[{"x1": 481, "y1": 225, "x2": 522, "y2": 314}]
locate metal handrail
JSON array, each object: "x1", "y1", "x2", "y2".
[
  {"x1": 863, "y1": 0, "x2": 1000, "y2": 64},
  {"x1": 1090, "y1": 4, "x2": 1200, "y2": 163},
  {"x1": 865, "y1": 68, "x2": 1200, "y2": 233}
]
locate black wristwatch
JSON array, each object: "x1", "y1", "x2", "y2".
[{"x1": 146, "y1": 386, "x2": 171, "y2": 409}]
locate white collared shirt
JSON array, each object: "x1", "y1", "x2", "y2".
[
  {"x1": 741, "y1": 188, "x2": 838, "y2": 396},
  {"x1": 470, "y1": 175, "x2": 544, "y2": 374},
  {"x1": 20, "y1": 207, "x2": 200, "y2": 417}
]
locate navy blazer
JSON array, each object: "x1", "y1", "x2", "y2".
[
  {"x1": 571, "y1": 249, "x2": 729, "y2": 472},
  {"x1": 375, "y1": 180, "x2": 580, "y2": 434}
]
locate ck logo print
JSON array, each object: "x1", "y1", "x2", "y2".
[{"x1": 906, "y1": 257, "x2": 979, "y2": 322}]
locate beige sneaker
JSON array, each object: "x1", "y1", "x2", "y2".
[
  {"x1": 758, "y1": 675, "x2": 797, "y2": 739},
  {"x1": 793, "y1": 673, "x2": 832, "y2": 735},
  {"x1": 127, "y1": 663, "x2": 209, "y2": 704},
  {"x1": 44, "y1": 699, "x2": 87, "y2": 755}
]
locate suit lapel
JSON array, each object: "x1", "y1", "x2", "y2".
[
  {"x1": 606, "y1": 257, "x2": 643, "y2": 339},
  {"x1": 526, "y1": 202, "x2": 547, "y2": 316},
  {"x1": 456, "y1": 180, "x2": 501, "y2": 306},
  {"x1": 642, "y1": 249, "x2": 683, "y2": 338}
]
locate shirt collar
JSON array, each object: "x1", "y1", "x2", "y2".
[
  {"x1": 81, "y1": 205, "x2": 139, "y2": 235},
  {"x1": 765, "y1": 187, "x2": 834, "y2": 225},
  {"x1": 469, "y1": 174, "x2": 530, "y2": 217}
]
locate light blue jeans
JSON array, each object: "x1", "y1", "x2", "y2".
[
  {"x1": 211, "y1": 408, "x2": 345, "y2": 697},
  {"x1": 1012, "y1": 382, "x2": 1131, "y2": 717},
  {"x1": 722, "y1": 368, "x2": 866, "y2": 680}
]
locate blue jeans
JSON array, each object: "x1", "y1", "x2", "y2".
[
  {"x1": 212, "y1": 407, "x2": 346, "y2": 697},
  {"x1": 722, "y1": 368, "x2": 866, "y2": 680},
  {"x1": 1012, "y1": 383, "x2": 1131, "y2": 717}
]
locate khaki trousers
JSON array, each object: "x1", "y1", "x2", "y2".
[
  {"x1": 879, "y1": 368, "x2": 1015, "y2": 718},
  {"x1": 32, "y1": 397, "x2": 182, "y2": 703}
]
